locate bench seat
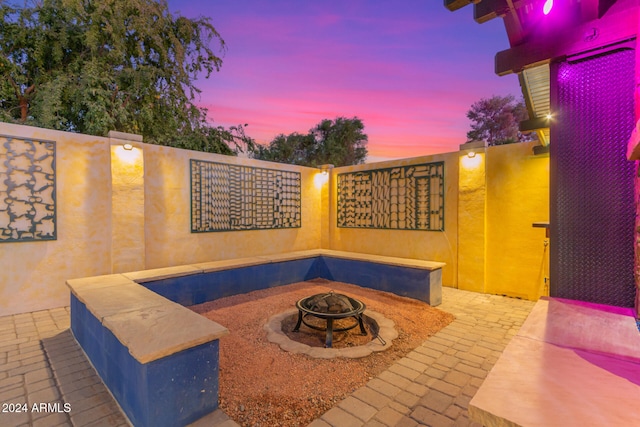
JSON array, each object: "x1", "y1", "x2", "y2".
[{"x1": 68, "y1": 250, "x2": 445, "y2": 427}]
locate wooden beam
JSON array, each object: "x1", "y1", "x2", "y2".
[
  {"x1": 474, "y1": 0, "x2": 509, "y2": 24},
  {"x1": 444, "y1": 0, "x2": 474, "y2": 12},
  {"x1": 520, "y1": 117, "x2": 550, "y2": 133},
  {"x1": 503, "y1": 0, "x2": 525, "y2": 46},
  {"x1": 495, "y1": 4, "x2": 639, "y2": 75}
]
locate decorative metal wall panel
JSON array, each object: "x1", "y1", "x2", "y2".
[
  {"x1": 337, "y1": 162, "x2": 444, "y2": 231},
  {"x1": 0, "y1": 135, "x2": 56, "y2": 242},
  {"x1": 550, "y1": 48, "x2": 636, "y2": 307},
  {"x1": 190, "y1": 160, "x2": 301, "y2": 232}
]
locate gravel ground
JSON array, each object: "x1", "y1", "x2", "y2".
[{"x1": 190, "y1": 279, "x2": 454, "y2": 427}]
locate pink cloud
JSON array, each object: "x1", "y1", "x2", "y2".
[{"x1": 172, "y1": 0, "x2": 519, "y2": 160}]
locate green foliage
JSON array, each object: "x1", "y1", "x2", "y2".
[
  {"x1": 251, "y1": 117, "x2": 368, "y2": 167},
  {"x1": 466, "y1": 94, "x2": 533, "y2": 146},
  {"x1": 0, "y1": 0, "x2": 253, "y2": 154},
  {"x1": 251, "y1": 132, "x2": 316, "y2": 165}
]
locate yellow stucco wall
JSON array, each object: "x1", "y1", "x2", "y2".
[
  {"x1": 0, "y1": 123, "x2": 113, "y2": 316},
  {"x1": 0, "y1": 123, "x2": 322, "y2": 315},
  {"x1": 457, "y1": 150, "x2": 487, "y2": 293},
  {"x1": 328, "y1": 153, "x2": 459, "y2": 288},
  {"x1": 319, "y1": 167, "x2": 332, "y2": 249},
  {"x1": 0, "y1": 122, "x2": 550, "y2": 315},
  {"x1": 110, "y1": 141, "x2": 145, "y2": 273},
  {"x1": 485, "y1": 141, "x2": 550, "y2": 300},
  {"x1": 143, "y1": 144, "x2": 322, "y2": 268}
]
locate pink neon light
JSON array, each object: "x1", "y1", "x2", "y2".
[{"x1": 543, "y1": 0, "x2": 553, "y2": 15}]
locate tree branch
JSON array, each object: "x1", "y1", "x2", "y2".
[{"x1": 7, "y1": 74, "x2": 20, "y2": 98}]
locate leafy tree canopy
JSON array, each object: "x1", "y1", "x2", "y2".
[
  {"x1": 251, "y1": 117, "x2": 368, "y2": 167},
  {"x1": 0, "y1": 0, "x2": 253, "y2": 154},
  {"x1": 466, "y1": 94, "x2": 533, "y2": 146}
]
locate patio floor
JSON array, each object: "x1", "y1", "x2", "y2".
[{"x1": 0, "y1": 287, "x2": 535, "y2": 427}]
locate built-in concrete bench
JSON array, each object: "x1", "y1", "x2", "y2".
[
  {"x1": 66, "y1": 274, "x2": 228, "y2": 427},
  {"x1": 469, "y1": 297, "x2": 640, "y2": 426},
  {"x1": 67, "y1": 249, "x2": 444, "y2": 427},
  {"x1": 133, "y1": 249, "x2": 444, "y2": 307}
]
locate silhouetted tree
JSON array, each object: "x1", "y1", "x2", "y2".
[
  {"x1": 466, "y1": 95, "x2": 532, "y2": 145},
  {"x1": 251, "y1": 132, "x2": 316, "y2": 165},
  {"x1": 0, "y1": 0, "x2": 253, "y2": 154},
  {"x1": 251, "y1": 117, "x2": 368, "y2": 167}
]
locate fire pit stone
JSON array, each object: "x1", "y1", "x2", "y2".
[{"x1": 264, "y1": 308, "x2": 397, "y2": 359}]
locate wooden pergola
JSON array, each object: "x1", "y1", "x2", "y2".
[
  {"x1": 447, "y1": 0, "x2": 640, "y2": 312},
  {"x1": 446, "y1": 0, "x2": 639, "y2": 148},
  {"x1": 445, "y1": 4, "x2": 640, "y2": 425}
]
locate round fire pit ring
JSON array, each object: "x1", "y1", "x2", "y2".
[
  {"x1": 264, "y1": 307, "x2": 397, "y2": 359},
  {"x1": 293, "y1": 291, "x2": 367, "y2": 348}
]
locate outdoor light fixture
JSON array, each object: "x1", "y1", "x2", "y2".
[
  {"x1": 546, "y1": 113, "x2": 553, "y2": 120},
  {"x1": 315, "y1": 164, "x2": 333, "y2": 188},
  {"x1": 543, "y1": 0, "x2": 553, "y2": 15},
  {"x1": 115, "y1": 143, "x2": 142, "y2": 164},
  {"x1": 459, "y1": 140, "x2": 484, "y2": 166},
  {"x1": 318, "y1": 164, "x2": 334, "y2": 174}
]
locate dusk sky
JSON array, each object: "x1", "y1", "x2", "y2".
[{"x1": 167, "y1": 1, "x2": 520, "y2": 162}]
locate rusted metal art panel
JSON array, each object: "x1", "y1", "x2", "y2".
[
  {"x1": 337, "y1": 162, "x2": 444, "y2": 231},
  {"x1": 0, "y1": 135, "x2": 56, "y2": 242},
  {"x1": 190, "y1": 160, "x2": 301, "y2": 232}
]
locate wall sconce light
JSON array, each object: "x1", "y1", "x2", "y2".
[
  {"x1": 114, "y1": 143, "x2": 142, "y2": 164},
  {"x1": 460, "y1": 140, "x2": 484, "y2": 168},
  {"x1": 315, "y1": 164, "x2": 334, "y2": 188},
  {"x1": 318, "y1": 164, "x2": 334, "y2": 174}
]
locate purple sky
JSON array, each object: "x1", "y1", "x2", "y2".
[{"x1": 167, "y1": 1, "x2": 519, "y2": 161}]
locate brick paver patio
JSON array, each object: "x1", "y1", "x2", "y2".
[{"x1": 0, "y1": 287, "x2": 534, "y2": 427}]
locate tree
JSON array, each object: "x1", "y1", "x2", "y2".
[
  {"x1": 250, "y1": 132, "x2": 316, "y2": 165},
  {"x1": 251, "y1": 117, "x2": 368, "y2": 167},
  {"x1": 310, "y1": 117, "x2": 368, "y2": 166},
  {"x1": 0, "y1": 0, "x2": 253, "y2": 154},
  {"x1": 466, "y1": 95, "x2": 532, "y2": 146}
]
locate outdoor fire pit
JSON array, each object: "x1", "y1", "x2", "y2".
[{"x1": 293, "y1": 291, "x2": 367, "y2": 347}]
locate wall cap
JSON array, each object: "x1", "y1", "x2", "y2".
[
  {"x1": 108, "y1": 130, "x2": 143, "y2": 142},
  {"x1": 460, "y1": 140, "x2": 486, "y2": 151}
]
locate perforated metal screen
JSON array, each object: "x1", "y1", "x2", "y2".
[
  {"x1": 337, "y1": 162, "x2": 445, "y2": 231},
  {"x1": 190, "y1": 160, "x2": 301, "y2": 232},
  {"x1": 550, "y1": 48, "x2": 636, "y2": 307},
  {"x1": 0, "y1": 135, "x2": 56, "y2": 242}
]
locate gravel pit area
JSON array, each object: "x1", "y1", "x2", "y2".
[{"x1": 189, "y1": 279, "x2": 454, "y2": 427}]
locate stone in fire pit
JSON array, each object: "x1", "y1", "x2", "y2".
[{"x1": 293, "y1": 291, "x2": 367, "y2": 348}]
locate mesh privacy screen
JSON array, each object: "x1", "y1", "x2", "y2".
[{"x1": 550, "y1": 48, "x2": 636, "y2": 307}]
